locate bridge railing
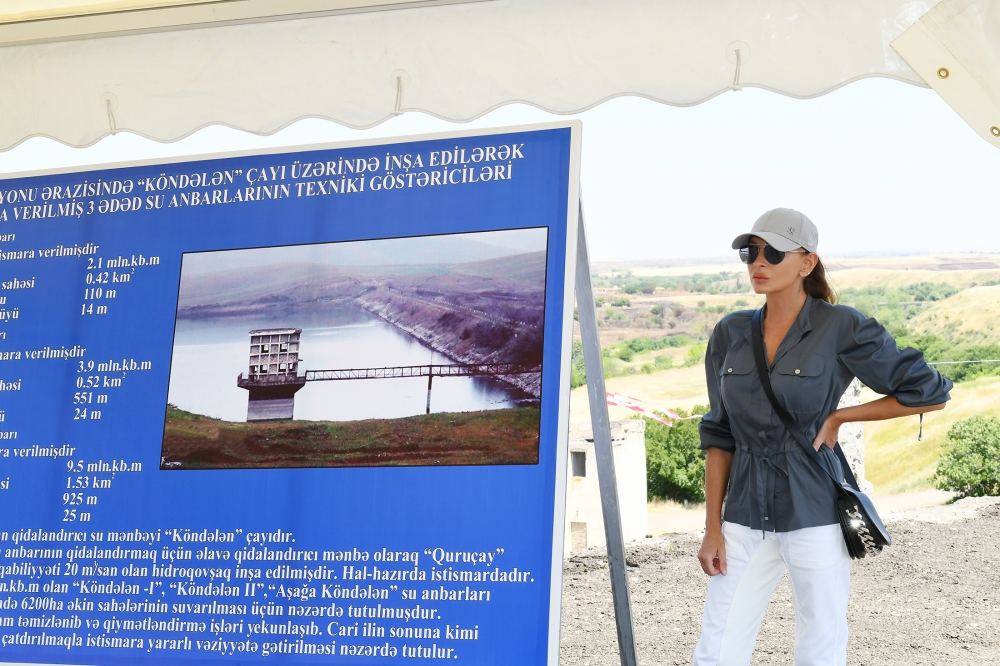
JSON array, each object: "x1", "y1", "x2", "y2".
[
  {"x1": 237, "y1": 370, "x2": 308, "y2": 387},
  {"x1": 304, "y1": 362, "x2": 540, "y2": 382}
]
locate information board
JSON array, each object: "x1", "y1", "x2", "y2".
[{"x1": 0, "y1": 123, "x2": 581, "y2": 665}]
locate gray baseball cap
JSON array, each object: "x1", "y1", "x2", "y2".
[{"x1": 731, "y1": 208, "x2": 819, "y2": 252}]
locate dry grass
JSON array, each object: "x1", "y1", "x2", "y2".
[
  {"x1": 907, "y1": 285, "x2": 1000, "y2": 343},
  {"x1": 569, "y1": 364, "x2": 707, "y2": 429},
  {"x1": 161, "y1": 404, "x2": 541, "y2": 469},
  {"x1": 864, "y1": 375, "x2": 1000, "y2": 493}
]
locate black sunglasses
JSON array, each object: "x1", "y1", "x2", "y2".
[{"x1": 738, "y1": 243, "x2": 807, "y2": 265}]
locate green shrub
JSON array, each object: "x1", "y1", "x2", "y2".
[
  {"x1": 904, "y1": 282, "x2": 958, "y2": 302},
  {"x1": 571, "y1": 334, "x2": 705, "y2": 388},
  {"x1": 935, "y1": 416, "x2": 1000, "y2": 498},
  {"x1": 602, "y1": 308, "x2": 624, "y2": 322},
  {"x1": 602, "y1": 357, "x2": 626, "y2": 376},
  {"x1": 622, "y1": 278, "x2": 658, "y2": 295},
  {"x1": 644, "y1": 407, "x2": 707, "y2": 502},
  {"x1": 570, "y1": 341, "x2": 586, "y2": 388},
  {"x1": 653, "y1": 355, "x2": 673, "y2": 370},
  {"x1": 684, "y1": 343, "x2": 707, "y2": 367},
  {"x1": 898, "y1": 333, "x2": 1000, "y2": 382}
]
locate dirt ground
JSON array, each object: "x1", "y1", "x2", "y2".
[{"x1": 559, "y1": 496, "x2": 1000, "y2": 665}]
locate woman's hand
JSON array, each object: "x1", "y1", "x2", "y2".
[
  {"x1": 812, "y1": 411, "x2": 843, "y2": 451},
  {"x1": 697, "y1": 528, "x2": 727, "y2": 576}
]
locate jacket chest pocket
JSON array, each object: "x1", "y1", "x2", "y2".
[
  {"x1": 719, "y1": 354, "x2": 756, "y2": 412},
  {"x1": 771, "y1": 357, "x2": 826, "y2": 414}
]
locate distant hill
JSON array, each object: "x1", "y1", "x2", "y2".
[
  {"x1": 175, "y1": 251, "x2": 546, "y2": 323},
  {"x1": 908, "y1": 285, "x2": 1000, "y2": 344},
  {"x1": 447, "y1": 251, "x2": 547, "y2": 283}
]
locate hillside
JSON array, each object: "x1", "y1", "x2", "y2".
[
  {"x1": 864, "y1": 374, "x2": 1000, "y2": 493},
  {"x1": 357, "y1": 276, "x2": 544, "y2": 396},
  {"x1": 907, "y1": 284, "x2": 1000, "y2": 344}
]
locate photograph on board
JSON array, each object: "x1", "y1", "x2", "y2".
[{"x1": 160, "y1": 228, "x2": 548, "y2": 470}]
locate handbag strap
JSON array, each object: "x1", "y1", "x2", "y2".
[{"x1": 750, "y1": 306, "x2": 861, "y2": 492}]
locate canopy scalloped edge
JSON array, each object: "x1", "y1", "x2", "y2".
[
  {"x1": 1, "y1": 0, "x2": 943, "y2": 151},
  {"x1": 2, "y1": 76, "x2": 932, "y2": 152}
]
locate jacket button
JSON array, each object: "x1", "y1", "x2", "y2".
[
  {"x1": 727, "y1": 368, "x2": 733, "y2": 373},
  {"x1": 794, "y1": 368, "x2": 801, "y2": 375}
]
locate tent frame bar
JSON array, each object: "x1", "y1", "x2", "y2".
[{"x1": 0, "y1": 0, "x2": 491, "y2": 47}]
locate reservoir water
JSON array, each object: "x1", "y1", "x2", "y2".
[{"x1": 167, "y1": 306, "x2": 527, "y2": 423}]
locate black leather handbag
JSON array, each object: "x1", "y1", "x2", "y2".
[{"x1": 750, "y1": 307, "x2": 890, "y2": 559}]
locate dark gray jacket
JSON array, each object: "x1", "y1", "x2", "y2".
[{"x1": 699, "y1": 296, "x2": 953, "y2": 532}]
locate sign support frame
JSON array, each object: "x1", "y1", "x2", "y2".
[{"x1": 573, "y1": 203, "x2": 640, "y2": 666}]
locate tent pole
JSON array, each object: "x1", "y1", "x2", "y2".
[{"x1": 574, "y1": 204, "x2": 640, "y2": 666}]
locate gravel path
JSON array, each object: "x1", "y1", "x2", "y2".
[{"x1": 559, "y1": 497, "x2": 1000, "y2": 665}]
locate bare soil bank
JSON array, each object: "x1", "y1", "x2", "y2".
[{"x1": 560, "y1": 498, "x2": 1000, "y2": 665}]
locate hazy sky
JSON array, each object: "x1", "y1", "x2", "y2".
[
  {"x1": 1, "y1": 78, "x2": 998, "y2": 261},
  {"x1": 180, "y1": 228, "x2": 547, "y2": 276}
]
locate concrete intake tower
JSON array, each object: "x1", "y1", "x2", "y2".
[{"x1": 236, "y1": 328, "x2": 306, "y2": 421}]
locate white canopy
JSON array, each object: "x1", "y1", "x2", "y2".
[{"x1": 2, "y1": 0, "x2": 998, "y2": 150}]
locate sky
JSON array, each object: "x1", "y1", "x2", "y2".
[
  {"x1": 1, "y1": 78, "x2": 998, "y2": 261},
  {"x1": 180, "y1": 228, "x2": 548, "y2": 276}
]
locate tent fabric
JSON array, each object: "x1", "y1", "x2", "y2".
[
  {"x1": 1, "y1": 0, "x2": 945, "y2": 150},
  {"x1": 892, "y1": 0, "x2": 1000, "y2": 148}
]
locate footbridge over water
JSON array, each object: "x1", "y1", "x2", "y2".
[{"x1": 238, "y1": 355, "x2": 540, "y2": 422}]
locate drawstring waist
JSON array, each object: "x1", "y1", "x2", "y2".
[{"x1": 735, "y1": 445, "x2": 789, "y2": 539}]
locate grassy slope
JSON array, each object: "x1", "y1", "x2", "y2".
[
  {"x1": 162, "y1": 405, "x2": 540, "y2": 469},
  {"x1": 864, "y1": 374, "x2": 1000, "y2": 493},
  {"x1": 569, "y1": 364, "x2": 706, "y2": 429},
  {"x1": 907, "y1": 285, "x2": 1000, "y2": 344}
]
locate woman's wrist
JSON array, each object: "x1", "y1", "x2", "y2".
[{"x1": 828, "y1": 409, "x2": 847, "y2": 428}]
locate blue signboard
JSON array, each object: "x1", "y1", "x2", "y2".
[{"x1": 0, "y1": 123, "x2": 581, "y2": 665}]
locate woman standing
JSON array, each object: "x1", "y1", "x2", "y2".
[{"x1": 692, "y1": 208, "x2": 952, "y2": 666}]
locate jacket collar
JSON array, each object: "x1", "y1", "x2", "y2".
[{"x1": 742, "y1": 295, "x2": 816, "y2": 356}]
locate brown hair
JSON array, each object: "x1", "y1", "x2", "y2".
[{"x1": 805, "y1": 257, "x2": 837, "y2": 304}]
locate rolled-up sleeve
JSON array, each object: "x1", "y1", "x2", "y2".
[
  {"x1": 700, "y1": 321, "x2": 737, "y2": 452},
  {"x1": 838, "y1": 310, "x2": 953, "y2": 407}
]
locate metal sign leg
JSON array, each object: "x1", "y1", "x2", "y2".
[{"x1": 573, "y1": 205, "x2": 640, "y2": 666}]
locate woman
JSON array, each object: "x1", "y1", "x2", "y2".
[{"x1": 692, "y1": 208, "x2": 952, "y2": 666}]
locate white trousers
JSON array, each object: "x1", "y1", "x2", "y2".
[{"x1": 692, "y1": 521, "x2": 851, "y2": 666}]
